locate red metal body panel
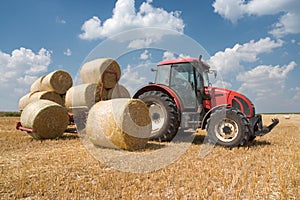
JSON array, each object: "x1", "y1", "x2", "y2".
[{"x1": 204, "y1": 87, "x2": 254, "y2": 118}]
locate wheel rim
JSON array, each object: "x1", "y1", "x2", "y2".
[
  {"x1": 148, "y1": 103, "x2": 166, "y2": 137},
  {"x1": 215, "y1": 118, "x2": 239, "y2": 142}
]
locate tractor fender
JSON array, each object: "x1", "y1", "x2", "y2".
[
  {"x1": 200, "y1": 104, "x2": 229, "y2": 129},
  {"x1": 133, "y1": 84, "x2": 183, "y2": 111}
]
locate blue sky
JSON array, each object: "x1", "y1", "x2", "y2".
[{"x1": 0, "y1": 0, "x2": 299, "y2": 113}]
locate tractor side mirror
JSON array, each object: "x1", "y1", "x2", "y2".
[{"x1": 151, "y1": 68, "x2": 157, "y2": 72}]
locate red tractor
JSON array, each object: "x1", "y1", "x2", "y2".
[{"x1": 133, "y1": 56, "x2": 279, "y2": 147}]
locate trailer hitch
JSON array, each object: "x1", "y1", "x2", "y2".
[{"x1": 254, "y1": 118, "x2": 279, "y2": 136}]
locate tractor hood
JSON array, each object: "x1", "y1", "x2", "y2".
[{"x1": 204, "y1": 87, "x2": 255, "y2": 118}]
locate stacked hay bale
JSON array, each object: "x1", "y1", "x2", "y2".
[
  {"x1": 17, "y1": 70, "x2": 72, "y2": 139},
  {"x1": 18, "y1": 70, "x2": 73, "y2": 111},
  {"x1": 66, "y1": 58, "x2": 130, "y2": 131},
  {"x1": 69, "y1": 58, "x2": 150, "y2": 150}
]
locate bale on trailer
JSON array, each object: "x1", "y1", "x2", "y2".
[
  {"x1": 20, "y1": 100, "x2": 69, "y2": 139},
  {"x1": 86, "y1": 98, "x2": 151, "y2": 151},
  {"x1": 41, "y1": 70, "x2": 73, "y2": 94},
  {"x1": 80, "y1": 58, "x2": 121, "y2": 89},
  {"x1": 107, "y1": 84, "x2": 131, "y2": 99},
  {"x1": 18, "y1": 93, "x2": 32, "y2": 111},
  {"x1": 65, "y1": 83, "x2": 102, "y2": 111},
  {"x1": 29, "y1": 91, "x2": 64, "y2": 106},
  {"x1": 30, "y1": 75, "x2": 46, "y2": 93}
]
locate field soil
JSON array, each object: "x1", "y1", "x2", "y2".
[{"x1": 0, "y1": 114, "x2": 299, "y2": 199}]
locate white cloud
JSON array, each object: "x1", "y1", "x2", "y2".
[
  {"x1": 237, "y1": 61, "x2": 296, "y2": 101},
  {"x1": 64, "y1": 48, "x2": 72, "y2": 56},
  {"x1": 163, "y1": 51, "x2": 176, "y2": 60},
  {"x1": 120, "y1": 64, "x2": 147, "y2": 94},
  {"x1": 0, "y1": 48, "x2": 51, "y2": 82},
  {"x1": 212, "y1": 0, "x2": 245, "y2": 24},
  {"x1": 56, "y1": 17, "x2": 66, "y2": 24},
  {"x1": 140, "y1": 50, "x2": 151, "y2": 60},
  {"x1": 127, "y1": 38, "x2": 154, "y2": 49},
  {"x1": 162, "y1": 51, "x2": 191, "y2": 60},
  {"x1": 208, "y1": 37, "x2": 284, "y2": 75},
  {"x1": 0, "y1": 47, "x2": 51, "y2": 94},
  {"x1": 290, "y1": 87, "x2": 300, "y2": 101},
  {"x1": 269, "y1": 12, "x2": 300, "y2": 38},
  {"x1": 79, "y1": 0, "x2": 184, "y2": 41},
  {"x1": 213, "y1": 0, "x2": 300, "y2": 37}
]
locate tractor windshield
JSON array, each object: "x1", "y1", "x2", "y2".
[{"x1": 170, "y1": 63, "x2": 198, "y2": 109}]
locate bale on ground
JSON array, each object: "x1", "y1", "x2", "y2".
[
  {"x1": 20, "y1": 100, "x2": 69, "y2": 139},
  {"x1": 65, "y1": 83, "x2": 102, "y2": 111},
  {"x1": 41, "y1": 70, "x2": 73, "y2": 94},
  {"x1": 30, "y1": 75, "x2": 46, "y2": 93},
  {"x1": 86, "y1": 98, "x2": 151, "y2": 151},
  {"x1": 107, "y1": 84, "x2": 131, "y2": 100},
  {"x1": 29, "y1": 91, "x2": 64, "y2": 106},
  {"x1": 80, "y1": 58, "x2": 121, "y2": 89}
]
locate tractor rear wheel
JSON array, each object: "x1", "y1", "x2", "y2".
[
  {"x1": 206, "y1": 108, "x2": 250, "y2": 147},
  {"x1": 138, "y1": 91, "x2": 180, "y2": 142}
]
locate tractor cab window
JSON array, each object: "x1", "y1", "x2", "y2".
[
  {"x1": 155, "y1": 64, "x2": 171, "y2": 86},
  {"x1": 170, "y1": 63, "x2": 198, "y2": 109}
]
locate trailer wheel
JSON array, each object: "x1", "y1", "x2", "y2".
[
  {"x1": 206, "y1": 108, "x2": 249, "y2": 147},
  {"x1": 138, "y1": 91, "x2": 180, "y2": 142}
]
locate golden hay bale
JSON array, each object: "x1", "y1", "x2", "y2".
[
  {"x1": 30, "y1": 75, "x2": 46, "y2": 93},
  {"x1": 86, "y1": 98, "x2": 151, "y2": 151},
  {"x1": 29, "y1": 91, "x2": 64, "y2": 106},
  {"x1": 41, "y1": 70, "x2": 73, "y2": 94},
  {"x1": 80, "y1": 58, "x2": 121, "y2": 89},
  {"x1": 107, "y1": 84, "x2": 131, "y2": 100},
  {"x1": 18, "y1": 93, "x2": 32, "y2": 111},
  {"x1": 20, "y1": 100, "x2": 69, "y2": 139},
  {"x1": 65, "y1": 83, "x2": 102, "y2": 111}
]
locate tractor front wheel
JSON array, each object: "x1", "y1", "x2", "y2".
[
  {"x1": 138, "y1": 91, "x2": 180, "y2": 142},
  {"x1": 206, "y1": 108, "x2": 250, "y2": 147}
]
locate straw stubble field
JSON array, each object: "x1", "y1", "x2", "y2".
[{"x1": 0, "y1": 114, "x2": 299, "y2": 199}]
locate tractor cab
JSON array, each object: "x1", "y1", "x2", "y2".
[{"x1": 155, "y1": 58, "x2": 211, "y2": 110}]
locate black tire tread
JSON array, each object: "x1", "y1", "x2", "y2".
[
  {"x1": 138, "y1": 91, "x2": 180, "y2": 142},
  {"x1": 206, "y1": 108, "x2": 251, "y2": 147}
]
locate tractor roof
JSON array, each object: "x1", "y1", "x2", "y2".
[
  {"x1": 157, "y1": 58, "x2": 210, "y2": 69},
  {"x1": 157, "y1": 58, "x2": 198, "y2": 66}
]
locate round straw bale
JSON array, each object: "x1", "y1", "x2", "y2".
[
  {"x1": 18, "y1": 93, "x2": 32, "y2": 111},
  {"x1": 80, "y1": 58, "x2": 121, "y2": 89},
  {"x1": 29, "y1": 91, "x2": 64, "y2": 106},
  {"x1": 65, "y1": 83, "x2": 101, "y2": 111},
  {"x1": 86, "y1": 98, "x2": 151, "y2": 151},
  {"x1": 41, "y1": 70, "x2": 73, "y2": 94},
  {"x1": 107, "y1": 84, "x2": 131, "y2": 100},
  {"x1": 20, "y1": 100, "x2": 69, "y2": 139},
  {"x1": 30, "y1": 75, "x2": 46, "y2": 93}
]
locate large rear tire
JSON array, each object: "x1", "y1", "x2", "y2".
[
  {"x1": 206, "y1": 108, "x2": 250, "y2": 147},
  {"x1": 138, "y1": 91, "x2": 180, "y2": 142}
]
